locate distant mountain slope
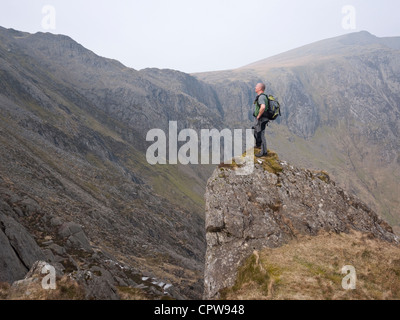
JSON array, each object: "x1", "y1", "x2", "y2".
[
  {"x1": 241, "y1": 31, "x2": 400, "y2": 71},
  {"x1": 194, "y1": 31, "x2": 400, "y2": 231}
]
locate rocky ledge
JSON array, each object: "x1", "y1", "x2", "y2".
[{"x1": 204, "y1": 151, "x2": 398, "y2": 299}]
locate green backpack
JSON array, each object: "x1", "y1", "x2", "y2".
[{"x1": 254, "y1": 94, "x2": 281, "y2": 121}]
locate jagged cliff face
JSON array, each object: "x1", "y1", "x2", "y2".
[{"x1": 204, "y1": 153, "x2": 398, "y2": 299}]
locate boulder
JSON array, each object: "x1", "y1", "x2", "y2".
[{"x1": 58, "y1": 222, "x2": 93, "y2": 252}]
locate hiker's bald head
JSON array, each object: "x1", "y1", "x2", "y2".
[{"x1": 255, "y1": 83, "x2": 266, "y2": 94}]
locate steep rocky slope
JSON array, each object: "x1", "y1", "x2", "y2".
[
  {"x1": 204, "y1": 151, "x2": 398, "y2": 299},
  {"x1": 0, "y1": 26, "x2": 220, "y2": 299}
]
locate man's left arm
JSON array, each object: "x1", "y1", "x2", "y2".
[{"x1": 257, "y1": 104, "x2": 266, "y2": 120}]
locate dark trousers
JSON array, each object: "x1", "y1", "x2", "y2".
[{"x1": 254, "y1": 119, "x2": 269, "y2": 154}]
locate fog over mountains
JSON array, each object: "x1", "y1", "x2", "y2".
[{"x1": 0, "y1": 26, "x2": 399, "y2": 299}]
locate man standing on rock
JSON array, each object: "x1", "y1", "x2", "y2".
[{"x1": 253, "y1": 83, "x2": 269, "y2": 157}]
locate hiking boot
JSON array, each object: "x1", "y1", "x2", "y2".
[{"x1": 255, "y1": 152, "x2": 268, "y2": 158}]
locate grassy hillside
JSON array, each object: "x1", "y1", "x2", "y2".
[{"x1": 220, "y1": 230, "x2": 400, "y2": 300}]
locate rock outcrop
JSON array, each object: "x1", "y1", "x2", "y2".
[
  {"x1": 204, "y1": 152, "x2": 398, "y2": 299},
  {"x1": 0, "y1": 199, "x2": 45, "y2": 283},
  {"x1": 0, "y1": 186, "x2": 185, "y2": 300}
]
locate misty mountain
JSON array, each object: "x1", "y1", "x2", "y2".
[{"x1": 0, "y1": 26, "x2": 399, "y2": 300}]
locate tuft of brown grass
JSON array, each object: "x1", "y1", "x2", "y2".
[
  {"x1": 220, "y1": 251, "x2": 270, "y2": 300},
  {"x1": 261, "y1": 150, "x2": 283, "y2": 174},
  {"x1": 220, "y1": 230, "x2": 400, "y2": 300},
  {"x1": 313, "y1": 170, "x2": 331, "y2": 184},
  {"x1": 218, "y1": 149, "x2": 283, "y2": 175},
  {"x1": 117, "y1": 286, "x2": 150, "y2": 300}
]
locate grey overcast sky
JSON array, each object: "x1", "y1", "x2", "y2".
[{"x1": 0, "y1": 0, "x2": 399, "y2": 73}]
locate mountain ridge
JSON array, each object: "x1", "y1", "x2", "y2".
[{"x1": 241, "y1": 31, "x2": 400, "y2": 71}]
